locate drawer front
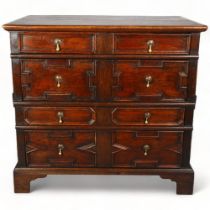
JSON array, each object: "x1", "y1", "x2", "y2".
[
  {"x1": 24, "y1": 130, "x2": 96, "y2": 167},
  {"x1": 112, "y1": 60, "x2": 189, "y2": 102},
  {"x1": 20, "y1": 32, "x2": 94, "y2": 53},
  {"x1": 114, "y1": 34, "x2": 190, "y2": 54},
  {"x1": 19, "y1": 59, "x2": 189, "y2": 102},
  {"x1": 112, "y1": 131, "x2": 183, "y2": 168},
  {"x1": 24, "y1": 130, "x2": 183, "y2": 168},
  {"x1": 23, "y1": 107, "x2": 96, "y2": 126},
  {"x1": 21, "y1": 59, "x2": 96, "y2": 101},
  {"x1": 112, "y1": 107, "x2": 184, "y2": 126}
]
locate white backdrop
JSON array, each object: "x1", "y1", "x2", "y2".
[{"x1": 0, "y1": 0, "x2": 210, "y2": 209}]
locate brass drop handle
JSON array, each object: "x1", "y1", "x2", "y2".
[
  {"x1": 143, "y1": 144, "x2": 150, "y2": 156},
  {"x1": 144, "y1": 112, "x2": 151, "y2": 124},
  {"x1": 57, "y1": 111, "x2": 64, "y2": 124},
  {"x1": 145, "y1": 75, "x2": 152, "y2": 88},
  {"x1": 55, "y1": 75, "x2": 62, "y2": 88},
  {"x1": 147, "y1": 40, "x2": 154, "y2": 53},
  {"x1": 58, "y1": 144, "x2": 64, "y2": 156},
  {"x1": 54, "y1": 39, "x2": 62, "y2": 52}
]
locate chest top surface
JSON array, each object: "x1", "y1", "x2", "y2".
[{"x1": 3, "y1": 15, "x2": 207, "y2": 32}]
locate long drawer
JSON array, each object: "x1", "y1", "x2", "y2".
[
  {"x1": 17, "y1": 106, "x2": 185, "y2": 127},
  {"x1": 16, "y1": 32, "x2": 190, "y2": 55},
  {"x1": 23, "y1": 130, "x2": 183, "y2": 168}
]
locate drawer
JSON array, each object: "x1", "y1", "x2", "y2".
[
  {"x1": 24, "y1": 130, "x2": 96, "y2": 167},
  {"x1": 21, "y1": 59, "x2": 96, "y2": 101},
  {"x1": 20, "y1": 32, "x2": 94, "y2": 53},
  {"x1": 112, "y1": 60, "x2": 189, "y2": 102},
  {"x1": 23, "y1": 107, "x2": 96, "y2": 126},
  {"x1": 112, "y1": 130, "x2": 183, "y2": 168},
  {"x1": 24, "y1": 130, "x2": 183, "y2": 168},
  {"x1": 112, "y1": 107, "x2": 184, "y2": 126},
  {"x1": 114, "y1": 34, "x2": 190, "y2": 54}
]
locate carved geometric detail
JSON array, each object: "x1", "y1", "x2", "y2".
[
  {"x1": 163, "y1": 132, "x2": 183, "y2": 155},
  {"x1": 23, "y1": 107, "x2": 96, "y2": 126},
  {"x1": 25, "y1": 131, "x2": 97, "y2": 167},
  {"x1": 86, "y1": 68, "x2": 97, "y2": 100},
  {"x1": 48, "y1": 131, "x2": 74, "y2": 139},
  {"x1": 21, "y1": 59, "x2": 96, "y2": 101},
  {"x1": 134, "y1": 131, "x2": 160, "y2": 138},
  {"x1": 21, "y1": 67, "x2": 32, "y2": 91},
  {"x1": 135, "y1": 60, "x2": 164, "y2": 68},
  {"x1": 133, "y1": 159, "x2": 159, "y2": 168},
  {"x1": 77, "y1": 142, "x2": 96, "y2": 154},
  {"x1": 43, "y1": 59, "x2": 72, "y2": 70},
  {"x1": 178, "y1": 69, "x2": 188, "y2": 92},
  {"x1": 111, "y1": 131, "x2": 184, "y2": 168},
  {"x1": 43, "y1": 91, "x2": 77, "y2": 101},
  {"x1": 164, "y1": 143, "x2": 182, "y2": 154},
  {"x1": 112, "y1": 65, "x2": 122, "y2": 91},
  {"x1": 111, "y1": 107, "x2": 184, "y2": 126},
  {"x1": 112, "y1": 143, "x2": 129, "y2": 154},
  {"x1": 112, "y1": 60, "x2": 189, "y2": 102},
  {"x1": 26, "y1": 144, "x2": 38, "y2": 154}
]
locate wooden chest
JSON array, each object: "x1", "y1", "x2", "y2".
[{"x1": 3, "y1": 15, "x2": 207, "y2": 194}]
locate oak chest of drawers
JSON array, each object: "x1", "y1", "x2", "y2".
[{"x1": 3, "y1": 15, "x2": 207, "y2": 194}]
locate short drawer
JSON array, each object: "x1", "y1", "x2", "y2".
[
  {"x1": 112, "y1": 107, "x2": 185, "y2": 126},
  {"x1": 112, "y1": 130, "x2": 183, "y2": 168},
  {"x1": 24, "y1": 130, "x2": 96, "y2": 167},
  {"x1": 112, "y1": 60, "x2": 189, "y2": 102},
  {"x1": 20, "y1": 32, "x2": 94, "y2": 53},
  {"x1": 20, "y1": 59, "x2": 96, "y2": 101},
  {"x1": 23, "y1": 107, "x2": 96, "y2": 126},
  {"x1": 114, "y1": 34, "x2": 190, "y2": 54}
]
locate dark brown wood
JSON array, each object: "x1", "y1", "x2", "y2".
[
  {"x1": 95, "y1": 33, "x2": 114, "y2": 54},
  {"x1": 114, "y1": 34, "x2": 190, "y2": 54},
  {"x1": 111, "y1": 130, "x2": 183, "y2": 168},
  {"x1": 96, "y1": 131, "x2": 112, "y2": 167},
  {"x1": 16, "y1": 130, "x2": 27, "y2": 166},
  {"x1": 160, "y1": 170, "x2": 194, "y2": 194},
  {"x1": 112, "y1": 60, "x2": 189, "y2": 102},
  {"x1": 23, "y1": 107, "x2": 96, "y2": 126},
  {"x1": 24, "y1": 130, "x2": 96, "y2": 167},
  {"x1": 3, "y1": 15, "x2": 207, "y2": 32},
  {"x1": 13, "y1": 165, "x2": 194, "y2": 194},
  {"x1": 19, "y1": 59, "x2": 96, "y2": 101},
  {"x1": 3, "y1": 15, "x2": 207, "y2": 194},
  {"x1": 11, "y1": 59, "x2": 22, "y2": 101},
  {"x1": 14, "y1": 168, "x2": 46, "y2": 193},
  {"x1": 111, "y1": 107, "x2": 185, "y2": 126},
  {"x1": 20, "y1": 32, "x2": 94, "y2": 54},
  {"x1": 11, "y1": 54, "x2": 199, "y2": 59},
  {"x1": 16, "y1": 105, "x2": 187, "y2": 127}
]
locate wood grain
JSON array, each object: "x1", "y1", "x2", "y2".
[{"x1": 3, "y1": 15, "x2": 207, "y2": 194}]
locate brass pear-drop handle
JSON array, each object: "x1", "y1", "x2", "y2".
[
  {"x1": 145, "y1": 75, "x2": 152, "y2": 88},
  {"x1": 143, "y1": 144, "x2": 150, "y2": 156},
  {"x1": 58, "y1": 144, "x2": 64, "y2": 156},
  {"x1": 57, "y1": 111, "x2": 64, "y2": 124},
  {"x1": 147, "y1": 40, "x2": 154, "y2": 53},
  {"x1": 144, "y1": 112, "x2": 151, "y2": 124},
  {"x1": 54, "y1": 39, "x2": 62, "y2": 52},
  {"x1": 55, "y1": 75, "x2": 62, "y2": 88}
]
